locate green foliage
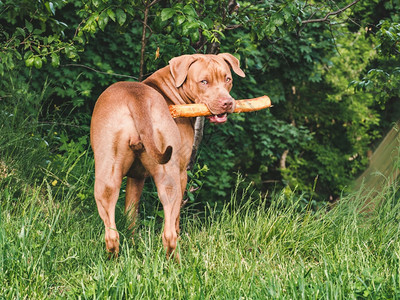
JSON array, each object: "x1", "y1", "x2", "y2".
[
  {"x1": 375, "y1": 20, "x2": 400, "y2": 57},
  {"x1": 198, "y1": 113, "x2": 313, "y2": 204},
  {"x1": 0, "y1": 0, "x2": 81, "y2": 75},
  {"x1": 350, "y1": 20, "x2": 400, "y2": 105},
  {"x1": 161, "y1": 3, "x2": 202, "y2": 40},
  {"x1": 186, "y1": 164, "x2": 209, "y2": 204}
]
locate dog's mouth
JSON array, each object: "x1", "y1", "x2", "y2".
[{"x1": 207, "y1": 113, "x2": 228, "y2": 124}]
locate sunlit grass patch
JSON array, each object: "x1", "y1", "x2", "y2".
[{"x1": 1, "y1": 169, "x2": 400, "y2": 298}]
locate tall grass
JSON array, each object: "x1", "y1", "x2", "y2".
[{"x1": 1, "y1": 161, "x2": 400, "y2": 298}]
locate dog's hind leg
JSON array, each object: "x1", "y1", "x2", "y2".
[
  {"x1": 125, "y1": 177, "x2": 145, "y2": 233},
  {"x1": 94, "y1": 175, "x2": 122, "y2": 256},
  {"x1": 175, "y1": 169, "x2": 188, "y2": 235},
  {"x1": 152, "y1": 164, "x2": 183, "y2": 261}
]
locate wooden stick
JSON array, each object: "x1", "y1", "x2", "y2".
[{"x1": 169, "y1": 95, "x2": 271, "y2": 118}]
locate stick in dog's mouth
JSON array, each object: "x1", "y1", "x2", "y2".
[{"x1": 169, "y1": 95, "x2": 271, "y2": 119}]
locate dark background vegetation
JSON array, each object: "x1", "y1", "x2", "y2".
[{"x1": 1, "y1": 0, "x2": 399, "y2": 209}]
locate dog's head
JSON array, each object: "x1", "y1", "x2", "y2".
[{"x1": 169, "y1": 53, "x2": 245, "y2": 124}]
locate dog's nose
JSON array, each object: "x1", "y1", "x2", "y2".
[{"x1": 221, "y1": 97, "x2": 234, "y2": 110}]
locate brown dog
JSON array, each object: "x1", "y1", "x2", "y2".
[{"x1": 90, "y1": 53, "x2": 245, "y2": 258}]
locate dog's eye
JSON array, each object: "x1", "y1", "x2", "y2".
[
  {"x1": 226, "y1": 77, "x2": 232, "y2": 83},
  {"x1": 200, "y1": 80, "x2": 208, "y2": 85}
]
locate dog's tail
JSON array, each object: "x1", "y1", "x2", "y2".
[{"x1": 140, "y1": 133, "x2": 172, "y2": 164}]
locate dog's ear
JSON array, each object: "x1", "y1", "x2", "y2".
[
  {"x1": 218, "y1": 53, "x2": 245, "y2": 78},
  {"x1": 169, "y1": 55, "x2": 198, "y2": 87}
]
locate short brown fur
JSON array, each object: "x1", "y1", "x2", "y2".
[{"x1": 90, "y1": 53, "x2": 245, "y2": 260}]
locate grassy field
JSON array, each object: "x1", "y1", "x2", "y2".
[
  {"x1": 1, "y1": 159, "x2": 400, "y2": 299},
  {"x1": 1, "y1": 101, "x2": 400, "y2": 299}
]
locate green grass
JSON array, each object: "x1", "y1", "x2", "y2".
[
  {"x1": 1, "y1": 90, "x2": 400, "y2": 298},
  {"x1": 1, "y1": 164, "x2": 400, "y2": 298}
]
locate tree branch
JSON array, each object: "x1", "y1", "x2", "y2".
[
  {"x1": 63, "y1": 64, "x2": 138, "y2": 80},
  {"x1": 301, "y1": 0, "x2": 360, "y2": 24},
  {"x1": 139, "y1": 4, "x2": 149, "y2": 82},
  {"x1": 226, "y1": 24, "x2": 242, "y2": 30},
  {"x1": 187, "y1": 117, "x2": 205, "y2": 170},
  {"x1": 280, "y1": 149, "x2": 289, "y2": 169},
  {"x1": 139, "y1": 0, "x2": 160, "y2": 81}
]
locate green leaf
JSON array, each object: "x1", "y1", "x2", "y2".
[
  {"x1": 33, "y1": 29, "x2": 44, "y2": 35},
  {"x1": 203, "y1": 18, "x2": 213, "y2": 29},
  {"x1": 283, "y1": 8, "x2": 292, "y2": 21},
  {"x1": 14, "y1": 51, "x2": 22, "y2": 60},
  {"x1": 44, "y1": 1, "x2": 55, "y2": 15},
  {"x1": 25, "y1": 20, "x2": 33, "y2": 33},
  {"x1": 24, "y1": 51, "x2": 33, "y2": 60},
  {"x1": 92, "y1": 0, "x2": 100, "y2": 8},
  {"x1": 98, "y1": 11, "x2": 109, "y2": 31},
  {"x1": 51, "y1": 53, "x2": 60, "y2": 67},
  {"x1": 183, "y1": 4, "x2": 197, "y2": 17},
  {"x1": 197, "y1": 21, "x2": 207, "y2": 29},
  {"x1": 182, "y1": 21, "x2": 199, "y2": 35},
  {"x1": 267, "y1": 23, "x2": 276, "y2": 35},
  {"x1": 73, "y1": 35, "x2": 85, "y2": 44},
  {"x1": 107, "y1": 8, "x2": 116, "y2": 22},
  {"x1": 190, "y1": 30, "x2": 199, "y2": 42},
  {"x1": 271, "y1": 13, "x2": 284, "y2": 27},
  {"x1": 125, "y1": 6, "x2": 135, "y2": 17},
  {"x1": 48, "y1": 35, "x2": 55, "y2": 44},
  {"x1": 161, "y1": 8, "x2": 175, "y2": 21},
  {"x1": 16, "y1": 27, "x2": 25, "y2": 37},
  {"x1": 116, "y1": 8, "x2": 126, "y2": 26},
  {"x1": 177, "y1": 15, "x2": 185, "y2": 25},
  {"x1": 64, "y1": 46, "x2": 75, "y2": 59}
]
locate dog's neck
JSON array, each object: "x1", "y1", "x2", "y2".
[{"x1": 143, "y1": 66, "x2": 194, "y2": 106}]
